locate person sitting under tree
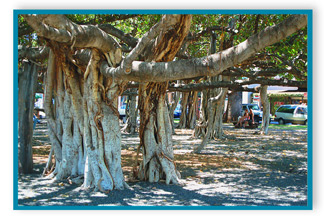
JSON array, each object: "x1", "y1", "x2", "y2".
[
  {"x1": 33, "y1": 112, "x2": 40, "y2": 130},
  {"x1": 244, "y1": 108, "x2": 255, "y2": 128},
  {"x1": 236, "y1": 109, "x2": 249, "y2": 128}
]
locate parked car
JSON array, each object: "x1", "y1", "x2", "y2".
[
  {"x1": 118, "y1": 104, "x2": 126, "y2": 121},
  {"x1": 242, "y1": 104, "x2": 263, "y2": 122},
  {"x1": 274, "y1": 104, "x2": 307, "y2": 125},
  {"x1": 173, "y1": 104, "x2": 182, "y2": 118}
]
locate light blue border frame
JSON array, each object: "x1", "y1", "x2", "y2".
[{"x1": 13, "y1": 9, "x2": 313, "y2": 210}]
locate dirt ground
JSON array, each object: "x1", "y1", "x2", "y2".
[{"x1": 17, "y1": 121, "x2": 309, "y2": 207}]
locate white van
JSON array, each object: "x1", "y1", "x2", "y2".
[{"x1": 274, "y1": 105, "x2": 307, "y2": 125}]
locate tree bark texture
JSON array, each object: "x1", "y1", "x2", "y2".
[
  {"x1": 226, "y1": 91, "x2": 242, "y2": 122},
  {"x1": 42, "y1": 46, "x2": 128, "y2": 192},
  {"x1": 18, "y1": 61, "x2": 39, "y2": 174},
  {"x1": 178, "y1": 90, "x2": 198, "y2": 129},
  {"x1": 193, "y1": 76, "x2": 228, "y2": 154},
  {"x1": 193, "y1": 90, "x2": 208, "y2": 138},
  {"x1": 193, "y1": 31, "x2": 230, "y2": 144},
  {"x1": 259, "y1": 85, "x2": 270, "y2": 135},
  {"x1": 134, "y1": 15, "x2": 192, "y2": 184},
  {"x1": 121, "y1": 89, "x2": 138, "y2": 134}
]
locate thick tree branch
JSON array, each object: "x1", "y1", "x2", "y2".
[
  {"x1": 223, "y1": 67, "x2": 307, "y2": 80},
  {"x1": 125, "y1": 78, "x2": 306, "y2": 93},
  {"x1": 167, "y1": 78, "x2": 306, "y2": 92},
  {"x1": 121, "y1": 15, "x2": 184, "y2": 74},
  {"x1": 23, "y1": 14, "x2": 122, "y2": 54},
  {"x1": 100, "y1": 15, "x2": 307, "y2": 82},
  {"x1": 208, "y1": 88, "x2": 228, "y2": 103},
  {"x1": 222, "y1": 67, "x2": 287, "y2": 77}
]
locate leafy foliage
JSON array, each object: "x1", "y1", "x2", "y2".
[{"x1": 18, "y1": 13, "x2": 308, "y2": 82}]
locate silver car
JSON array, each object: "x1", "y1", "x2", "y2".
[{"x1": 274, "y1": 105, "x2": 307, "y2": 125}]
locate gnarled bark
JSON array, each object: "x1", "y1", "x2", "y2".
[
  {"x1": 134, "y1": 15, "x2": 192, "y2": 185},
  {"x1": 81, "y1": 50, "x2": 128, "y2": 191},
  {"x1": 178, "y1": 90, "x2": 198, "y2": 129},
  {"x1": 41, "y1": 45, "x2": 128, "y2": 192},
  {"x1": 194, "y1": 85, "x2": 228, "y2": 153},
  {"x1": 135, "y1": 83, "x2": 180, "y2": 184},
  {"x1": 121, "y1": 89, "x2": 138, "y2": 134}
]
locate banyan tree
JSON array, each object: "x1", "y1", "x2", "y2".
[{"x1": 18, "y1": 13, "x2": 307, "y2": 192}]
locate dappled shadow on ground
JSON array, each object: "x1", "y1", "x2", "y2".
[{"x1": 18, "y1": 123, "x2": 308, "y2": 207}]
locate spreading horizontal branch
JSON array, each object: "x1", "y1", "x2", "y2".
[
  {"x1": 125, "y1": 77, "x2": 306, "y2": 94},
  {"x1": 223, "y1": 67, "x2": 307, "y2": 80},
  {"x1": 167, "y1": 78, "x2": 306, "y2": 92},
  {"x1": 23, "y1": 14, "x2": 122, "y2": 54},
  {"x1": 100, "y1": 15, "x2": 307, "y2": 82}
]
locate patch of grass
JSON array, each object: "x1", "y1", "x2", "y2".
[
  {"x1": 268, "y1": 124, "x2": 307, "y2": 130},
  {"x1": 174, "y1": 118, "x2": 180, "y2": 124}
]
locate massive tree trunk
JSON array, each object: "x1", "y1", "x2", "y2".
[
  {"x1": 259, "y1": 85, "x2": 270, "y2": 135},
  {"x1": 42, "y1": 48, "x2": 81, "y2": 179},
  {"x1": 42, "y1": 45, "x2": 128, "y2": 192},
  {"x1": 134, "y1": 15, "x2": 192, "y2": 184},
  {"x1": 18, "y1": 61, "x2": 39, "y2": 174},
  {"x1": 135, "y1": 83, "x2": 180, "y2": 184},
  {"x1": 82, "y1": 51, "x2": 128, "y2": 191}
]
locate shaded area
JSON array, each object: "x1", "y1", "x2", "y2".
[{"x1": 18, "y1": 122, "x2": 308, "y2": 207}]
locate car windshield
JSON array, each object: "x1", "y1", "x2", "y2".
[
  {"x1": 249, "y1": 104, "x2": 260, "y2": 110},
  {"x1": 297, "y1": 107, "x2": 307, "y2": 114},
  {"x1": 277, "y1": 105, "x2": 297, "y2": 113}
]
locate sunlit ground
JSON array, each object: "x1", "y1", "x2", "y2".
[{"x1": 18, "y1": 122, "x2": 308, "y2": 207}]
